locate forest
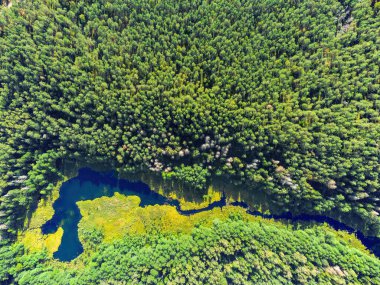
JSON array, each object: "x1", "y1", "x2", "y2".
[
  {"x1": 2, "y1": 218, "x2": 380, "y2": 284},
  {"x1": 0, "y1": 0, "x2": 380, "y2": 284}
]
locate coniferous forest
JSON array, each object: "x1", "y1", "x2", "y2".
[{"x1": 1, "y1": 0, "x2": 380, "y2": 284}]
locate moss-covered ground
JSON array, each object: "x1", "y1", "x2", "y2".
[
  {"x1": 77, "y1": 192, "x2": 370, "y2": 256},
  {"x1": 18, "y1": 182, "x2": 63, "y2": 255},
  {"x1": 19, "y1": 184, "x2": 371, "y2": 263}
]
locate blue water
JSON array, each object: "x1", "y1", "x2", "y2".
[{"x1": 42, "y1": 168, "x2": 380, "y2": 261}]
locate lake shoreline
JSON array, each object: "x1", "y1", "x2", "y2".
[{"x1": 42, "y1": 167, "x2": 380, "y2": 261}]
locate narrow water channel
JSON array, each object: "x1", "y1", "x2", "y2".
[{"x1": 42, "y1": 168, "x2": 380, "y2": 261}]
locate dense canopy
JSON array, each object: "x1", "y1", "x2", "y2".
[
  {"x1": 0, "y1": 0, "x2": 380, "y2": 283},
  {"x1": 1, "y1": 0, "x2": 379, "y2": 237},
  {"x1": 2, "y1": 219, "x2": 380, "y2": 284}
]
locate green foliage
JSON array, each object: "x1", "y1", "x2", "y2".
[
  {"x1": 0, "y1": 0, "x2": 380, "y2": 281},
  {"x1": 0, "y1": 0, "x2": 379, "y2": 238},
  {"x1": 0, "y1": 242, "x2": 23, "y2": 282},
  {"x1": 164, "y1": 164, "x2": 210, "y2": 190},
  {"x1": 2, "y1": 219, "x2": 380, "y2": 284}
]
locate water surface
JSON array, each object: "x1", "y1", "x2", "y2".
[{"x1": 42, "y1": 168, "x2": 380, "y2": 261}]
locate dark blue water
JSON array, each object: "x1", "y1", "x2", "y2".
[
  {"x1": 42, "y1": 168, "x2": 380, "y2": 261},
  {"x1": 41, "y1": 168, "x2": 226, "y2": 261}
]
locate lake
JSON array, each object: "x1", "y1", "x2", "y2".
[{"x1": 42, "y1": 168, "x2": 380, "y2": 261}]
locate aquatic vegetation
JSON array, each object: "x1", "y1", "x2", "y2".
[
  {"x1": 164, "y1": 186, "x2": 222, "y2": 211},
  {"x1": 78, "y1": 193, "x2": 253, "y2": 242},
  {"x1": 2, "y1": 170, "x2": 378, "y2": 284},
  {"x1": 77, "y1": 192, "x2": 371, "y2": 256},
  {"x1": 18, "y1": 182, "x2": 62, "y2": 254},
  {"x1": 20, "y1": 227, "x2": 63, "y2": 254},
  {"x1": 39, "y1": 168, "x2": 378, "y2": 262}
]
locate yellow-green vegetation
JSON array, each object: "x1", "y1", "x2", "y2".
[
  {"x1": 3, "y1": 191, "x2": 378, "y2": 285},
  {"x1": 77, "y1": 192, "x2": 369, "y2": 256},
  {"x1": 143, "y1": 174, "x2": 224, "y2": 211},
  {"x1": 77, "y1": 192, "x2": 250, "y2": 244},
  {"x1": 18, "y1": 182, "x2": 63, "y2": 255},
  {"x1": 20, "y1": 227, "x2": 63, "y2": 254},
  {"x1": 77, "y1": 192, "x2": 272, "y2": 249},
  {"x1": 166, "y1": 186, "x2": 222, "y2": 211},
  {"x1": 23, "y1": 182, "x2": 61, "y2": 230}
]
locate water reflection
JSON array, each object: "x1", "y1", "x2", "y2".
[{"x1": 49, "y1": 164, "x2": 379, "y2": 261}]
